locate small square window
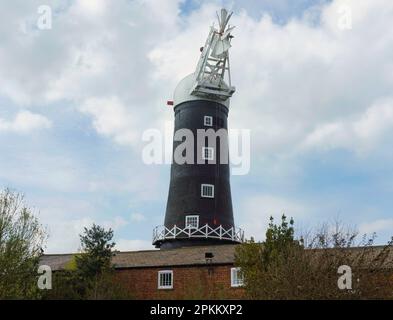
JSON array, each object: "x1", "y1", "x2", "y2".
[
  {"x1": 204, "y1": 116, "x2": 213, "y2": 127},
  {"x1": 185, "y1": 215, "x2": 199, "y2": 229},
  {"x1": 201, "y1": 184, "x2": 214, "y2": 198},
  {"x1": 202, "y1": 147, "x2": 214, "y2": 161},
  {"x1": 158, "y1": 270, "x2": 173, "y2": 289},
  {"x1": 231, "y1": 268, "x2": 244, "y2": 287}
]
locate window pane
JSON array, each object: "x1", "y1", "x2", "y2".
[
  {"x1": 204, "y1": 116, "x2": 213, "y2": 126},
  {"x1": 201, "y1": 184, "x2": 214, "y2": 198},
  {"x1": 159, "y1": 271, "x2": 173, "y2": 288},
  {"x1": 186, "y1": 216, "x2": 199, "y2": 228},
  {"x1": 231, "y1": 268, "x2": 243, "y2": 287}
]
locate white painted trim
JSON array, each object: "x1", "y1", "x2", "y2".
[
  {"x1": 231, "y1": 267, "x2": 244, "y2": 288},
  {"x1": 202, "y1": 147, "x2": 214, "y2": 160},
  {"x1": 185, "y1": 215, "x2": 199, "y2": 229},
  {"x1": 201, "y1": 184, "x2": 214, "y2": 198},
  {"x1": 158, "y1": 270, "x2": 173, "y2": 290},
  {"x1": 174, "y1": 74, "x2": 230, "y2": 108},
  {"x1": 152, "y1": 224, "x2": 244, "y2": 245},
  {"x1": 204, "y1": 115, "x2": 213, "y2": 127}
]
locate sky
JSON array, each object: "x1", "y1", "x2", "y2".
[{"x1": 1, "y1": 0, "x2": 393, "y2": 253}]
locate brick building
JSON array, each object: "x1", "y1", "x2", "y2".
[
  {"x1": 41, "y1": 243, "x2": 393, "y2": 299},
  {"x1": 41, "y1": 244, "x2": 245, "y2": 300}
]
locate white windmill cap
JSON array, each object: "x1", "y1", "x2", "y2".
[{"x1": 173, "y1": 73, "x2": 230, "y2": 108}]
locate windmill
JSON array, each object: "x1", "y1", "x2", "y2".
[{"x1": 153, "y1": 8, "x2": 243, "y2": 249}]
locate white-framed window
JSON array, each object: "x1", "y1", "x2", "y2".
[
  {"x1": 158, "y1": 270, "x2": 173, "y2": 289},
  {"x1": 185, "y1": 215, "x2": 199, "y2": 229},
  {"x1": 201, "y1": 184, "x2": 214, "y2": 198},
  {"x1": 202, "y1": 147, "x2": 214, "y2": 161},
  {"x1": 231, "y1": 267, "x2": 244, "y2": 287},
  {"x1": 204, "y1": 116, "x2": 213, "y2": 127}
]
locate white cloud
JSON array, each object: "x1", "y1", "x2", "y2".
[
  {"x1": 0, "y1": 110, "x2": 51, "y2": 133},
  {"x1": 44, "y1": 217, "x2": 129, "y2": 254},
  {"x1": 102, "y1": 216, "x2": 129, "y2": 231},
  {"x1": 73, "y1": 0, "x2": 108, "y2": 17},
  {"x1": 301, "y1": 99, "x2": 393, "y2": 154},
  {"x1": 40, "y1": 213, "x2": 130, "y2": 254},
  {"x1": 115, "y1": 239, "x2": 155, "y2": 252},
  {"x1": 130, "y1": 212, "x2": 145, "y2": 222},
  {"x1": 150, "y1": 0, "x2": 393, "y2": 161},
  {"x1": 0, "y1": 0, "x2": 181, "y2": 147},
  {"x1": 2, "y1": 0, "x2": 393, "y2": 252},
  {"x1": 2, "y1": 0, "x2": 393, "y2": 158},
  {"x1": 238, "y1": 194, "x2": 309, "y2": 241},
  {"x1": 0, "y1": 152, "x2": 89, "y2": 193},
  {"x1": 33, "y1": 195, "x2": 131, "y2": 254},
  {"x1": 43, "y1": 217, "x2": 94, "y2": 253},
  {"x1": 80, "y1": 97, "x2": 140, "y2": 146},
  {"x1": 359, "y1": 219, "x2": 393, "y2": 235}
]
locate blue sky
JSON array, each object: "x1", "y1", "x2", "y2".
[{"x1": 1, "y1": 0, "x2": 393, "y2": 253}]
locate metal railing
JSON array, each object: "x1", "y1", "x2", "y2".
[{"x1": 152, "y1": 224, "x2": 244, "y2": 245}]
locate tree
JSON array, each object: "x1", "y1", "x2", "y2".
[
  {"x1": 0, "y1": 189, "x2": 47, "y2": 299},
  {"x1": 76, "y1": 224, "x2": 115, "y2": 278},
  {"x1": 235, "y1": 215, "x2": 393, "y2": 300},
  {"x1": 44, "y1": 224, "x2": 132, "y2": 300},
  {"x1": 75, "y1": 224, "x2": 115, "y2": 299},
  {"x1": 74, "y1": 224, "x2": 131, "y2": 299},
  {"x1": 235, "y1": 215, "x2": 306, "y2": 299}
]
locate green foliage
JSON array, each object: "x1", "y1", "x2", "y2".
[
  {"x1": 235, "y1": 214, "x2": 305, "y2": 299},
  {"x1": 262, "y1": 215, "x2": 300, "y2": 269},
  {"x1": 43, "y1": 270, "x2": 85, "y2": 300},
  {"x1": 64, "y1": 255, "x2": 79, "y2": 271},
  {"x1": 44, "y1": 270, "x2": 133, "y2": 300},
  {"x1": 235, "y1": 215, "x2": 393, "y2": 300},
  {"x1": 75, "y1": 224, "x2": 115, "y2": 279},
  {"x1": 0, "y1": 189, "x2": 47, "y2": 299},
  {"x1": 45, "y1": 224, "x2": 132, "y2": 300}
]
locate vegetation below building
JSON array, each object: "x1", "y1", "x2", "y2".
[{"x1": 235, "y1": 215, "x2": 393, "y2": 299}]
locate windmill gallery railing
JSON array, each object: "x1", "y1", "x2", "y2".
[{"x1": 152, "y1": 224, "x2": 244, "y2": 246}]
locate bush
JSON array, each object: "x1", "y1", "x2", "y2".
[
  {"x1": 235, "y1": 215, "x2": 393, "y2": 300},
  {"x1": 0, "y1": 189, "x2": 47, "y2": 299}
]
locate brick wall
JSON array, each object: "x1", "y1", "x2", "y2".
[{"x1": 115, "y1": 264, "x2": 245, "y2": 300}]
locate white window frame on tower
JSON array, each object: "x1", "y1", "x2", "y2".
[
  {"x1": 231, "y1": 267, "x2": 244, "y2": 287},
  {"x1": 158, "y1": 270, "x2": 173, "y2": 289},
  {"x1": 204, "y1": 116, "x2": 213, "y2": 127},
  {"x1": 201, "y1": 184, "x2": 214, "y2": 198},
  {"x1": 185, "y1": 215, "x2": 199, "y2": 229},
  {"x1": 202, "y1": 147, "x2": 214, "y2": 161}
]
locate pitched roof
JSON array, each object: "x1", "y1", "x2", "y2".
[
  {"x1": 40, "y1": 253, "x2": 76, "y2": 271},
  {"x1": 40, "y1": 244, "x2": 238, "y2": 271},
  {"x1": 40, "y1": 244, "x2": 393, "y2": 272}
]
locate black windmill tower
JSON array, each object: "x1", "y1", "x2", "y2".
[{"x1": 153, "y1": 8, "x2": 244, "y2": 249}]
